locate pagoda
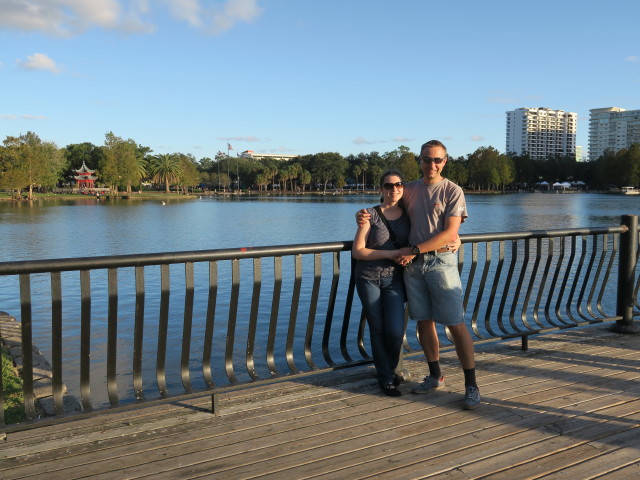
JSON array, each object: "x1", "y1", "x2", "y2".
[{"x1": 74, "y1": 161, "x2": 98, "y2": 189}]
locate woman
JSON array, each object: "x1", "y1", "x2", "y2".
[{"x1": 352, "y1": 170, "x2": 413, "y2": 396}]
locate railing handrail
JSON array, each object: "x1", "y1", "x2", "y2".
[
  {"x1": 0, "y1": 225, "x2": 629, "y2": 275},
  {"x1": 0, "y1": 218, "x2": 637, "y2": 427},
  {"x1": 0, "y1": 242, "x2": 352, "y2": 274}
]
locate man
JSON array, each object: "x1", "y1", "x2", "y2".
[{"x1": 358, "y1": 139, "x2": 480, "y2": 409}]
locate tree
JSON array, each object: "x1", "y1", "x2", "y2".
[
  {"x1": 199, "y1": 157, "x2": 215, "y2": 172},
  {"x1": 593, "y1": 143, "x2": 640, "y2": 188},
  {"x1": 352, "y1": 164, "x2": 361, "y2": 189},
  {"x1": 310, "y1": 152, "x2": 348, "y2": 193},
  {"x1": 299, "y1": 169, "x2": 311, "y2": 192},
  {"x1": 176, "y1": 154, "x2": 200, "y2": 194},
  {"x1": 255, "y1": 172, "x2": 269, "y2": 191},
  {"x1": 508, "y1": 153, "x2": 537, "y2": 186},
  {"x1": 150, "y1": 153, "x2": 181, "y2": 193},
  {"x1": 444, "y1": 158, "x2": 468, "y2": 186},
  {"x1": 396, "y1": 150, "x2": 421, "y2": 181},
  {"x1": 467, "y1": 146, "x2": 514, "y2": 190},
  {"x1": 369, "y1": 165, "x2": 383, "y2": 187},
  {"x1": 357, "y1": 161, "x2": 368, "y2": 191},
  {"x1": 101, "y1": 132, "x2": 142, "y2": 194},
  {"x1": 278, "y1": 165, "x2": 291, "y2": 192},
  {"x1": 289, "y1": 163, "x2": 302, "y2": 191},
  {"x1": 0, "y1": 132, "x2": 64, "y2": 199}
]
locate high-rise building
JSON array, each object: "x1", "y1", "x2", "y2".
[
  {"x1": 506, "y1": 107, "x2": 577, "y2": 160},
  {"x1": 589, "y1": 107, "x2": 640, "y2": 160}
]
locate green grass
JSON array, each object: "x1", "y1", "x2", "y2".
[{"x1": 1, "y1": 345, "x2": 26, "y2": 424}]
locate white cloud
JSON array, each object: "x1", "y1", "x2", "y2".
[
  {"x1": 471, "y1": 135, "x2": 485, "y2": 142},
  {"x1": 0, "y1": 0, "x2": 133, "y2": 36},
  {"x1": 353, "y1": 136, "x2": 374, "y2": 145},
  {"x1": 0, "y1": 114, "x2": 47, "y2": 120},
  {"x1": 0, "y1": 0, "x2": 262, "y2": 36},
  {"x1": 626, "y1": 55, "x2": 639, "y2": 62},
  {"x1": 17, "y1": 53, "x2": 61, "y2": 73},
  {"x1": 163, "y1": 0, "x2": 203, "y2": 28}
]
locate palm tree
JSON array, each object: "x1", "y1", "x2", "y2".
[
  {"x1": 358, "y1": 162, "x2": 368, "y2": 191},
  {"x1": 150, "y1": 153, "x2": 180, "y2": 193}
]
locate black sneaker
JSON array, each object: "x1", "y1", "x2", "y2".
[{"x1": 382, "y1": 383, "x2": 401, "y2": 397}]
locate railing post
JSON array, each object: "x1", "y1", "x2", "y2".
[{"x1": 612, "y1": 214, "x2": 639, "y2": 333}]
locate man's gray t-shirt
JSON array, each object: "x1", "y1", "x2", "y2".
[{"x1": 402, "y1": 178, "x2": 468, "y2": 246}]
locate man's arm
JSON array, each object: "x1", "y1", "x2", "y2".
[
  {"x1": 395, "y1": 216, "x2": 462, "y2": 266},
  {"x1": 352, "y1": 222, "x2": 414, "y2": 260}
]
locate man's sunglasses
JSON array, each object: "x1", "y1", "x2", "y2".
[
  {"x1": 382, "y1": 182, "x2": 404, "y2": 190},
  {"x1": 420, "y1": 156, "x2": 446, "y2": 164}
]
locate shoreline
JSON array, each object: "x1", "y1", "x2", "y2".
[{"x1": 0, "y1": 189, "x2": 607, "y2": 202}]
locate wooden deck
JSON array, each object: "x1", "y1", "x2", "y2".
[{"x1": 1, "y1": 326, "x2": 639, "y2": 479}]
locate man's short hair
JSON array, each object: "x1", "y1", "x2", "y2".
[{"x1": 420, "y1": 139, "x2": 448, "y2": 156}]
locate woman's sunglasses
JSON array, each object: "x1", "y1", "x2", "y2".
[{"x1": 382, "y1": 182, "x2": 404, "y2": 190}]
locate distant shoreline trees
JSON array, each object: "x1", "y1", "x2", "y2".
[{"x1": 2, "y1": 131, "x2": 640, "y2": 196}]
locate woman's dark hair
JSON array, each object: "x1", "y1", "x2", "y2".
[
  {"x1": 379, "y1": 168, "x2": 404, "y2": 186},
  {"x1": 379, "y1": 169, "x2": 405, "y2": 203}
]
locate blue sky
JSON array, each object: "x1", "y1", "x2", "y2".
[{"x1": 1, "y1": 0, "x2": 639, "y2": 160}]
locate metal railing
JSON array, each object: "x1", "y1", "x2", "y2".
[{"x1": 0, "y1": 215, "x2": 638, "y2": 426}]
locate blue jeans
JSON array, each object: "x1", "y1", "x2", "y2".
[{"x1": 355, "y1": 274, "x2": 406, "y2": 386}]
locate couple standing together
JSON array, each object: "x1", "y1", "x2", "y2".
[{"x1": 352, "y1": 139, "x2": 480, "y2": 410}]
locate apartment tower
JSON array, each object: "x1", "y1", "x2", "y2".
[
  {"x1": 589, "y1": 107, "x2": 640, "y2": 160},
  {"x1": 506, "y1": 107, "x2": 577, "y2": 160}
]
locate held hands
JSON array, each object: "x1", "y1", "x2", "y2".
[
  {"x1": 394, "y1": 247, "x2": 414, "y2": 266},
  {"x1": 391, "y1": 237, "x2": 461, "y2": 267}
]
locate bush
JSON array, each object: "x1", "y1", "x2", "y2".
[{"x1": 1, "y1": 345, "x2": 25, "y2": 424}]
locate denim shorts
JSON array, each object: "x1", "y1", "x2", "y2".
[{"x1": 403, "y1": 251, "x2": 464, "y2": 326}]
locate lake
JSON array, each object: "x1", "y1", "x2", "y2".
[{"x1": 1, "y1": 192, "x2": 637, "y2": 263}]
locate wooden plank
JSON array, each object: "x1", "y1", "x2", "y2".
[
  {"x1": 454, "y1": 407, "x2": 640, "y2": 479},
  {"x1": 532, "y1": 427, "x2": 640, "y2": 479},
  {"x1": 0, "y1": 328, "x2": 638, "y2": 480},
  {"x1": 100, "y1": 373, "x2": 640, "y2": 480},
  {"x1": 252, "y1": 398, "x2": 640, "y2": 480},
  {"x1": 7, "y1": 358, "x2": 632, "y2": 478},
  {"x1": 590, "y1": 462, "x2": 640, "y2": 480}
]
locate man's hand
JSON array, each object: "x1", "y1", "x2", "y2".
[{"x1": 355, "y1": 209, "x2": 371, "y2": 227}]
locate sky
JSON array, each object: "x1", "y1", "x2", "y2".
[{"x1": 1, "y1": 0, "x2": 639, "y2": 161}]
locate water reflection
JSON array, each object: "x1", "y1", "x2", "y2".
[{"x1": 1, "y1": 193, "x2": 636, "y2": 262}]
